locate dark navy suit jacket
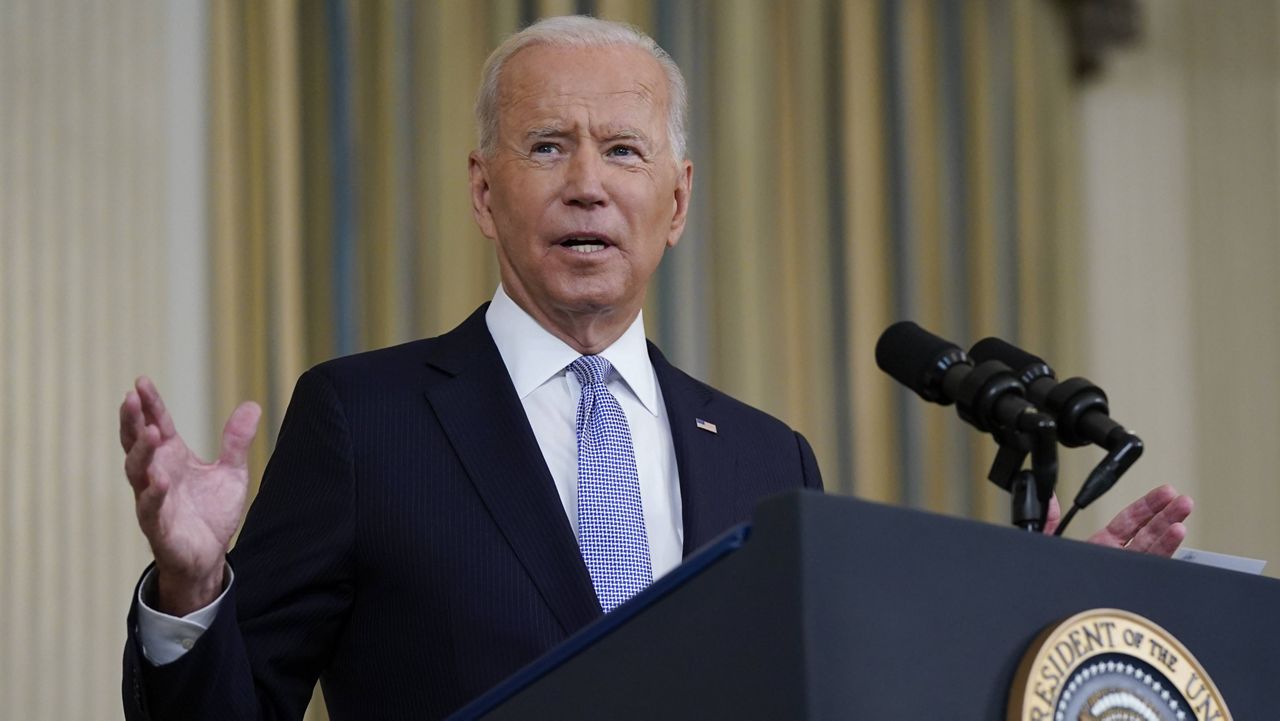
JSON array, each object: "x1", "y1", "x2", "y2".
[{"x1": 123, "y1": 305, "x2": 823, "y2": 720}]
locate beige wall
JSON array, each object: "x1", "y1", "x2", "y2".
[
  {"x1": 0, "y1": 0, "x2": 210, "y2": 718},
  {"x1": 1078, "y1": 0, "x2": 1280, "y2": 573}
]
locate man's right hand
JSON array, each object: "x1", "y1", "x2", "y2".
[{"x1": 120, "y1": 376, "x2": 261, "y2": 616}]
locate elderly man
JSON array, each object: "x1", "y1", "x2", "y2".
[{"x1": 119, "y1": 15, "x2": 1191, "y2": 721}]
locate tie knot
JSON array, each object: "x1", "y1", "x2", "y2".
[{"x1": 570, "y1": 355, "x2": 612, "y2": 387}]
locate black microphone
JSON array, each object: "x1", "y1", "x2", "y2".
[
  {"x1": 875, "y1": 321, "x2": 1037, "y2": 435},
  {"x1": 969, "y1": 337, "x2": 1138, "y2": 452},
  {"x1": 969, "y1": 336, "x2": 1143, "y2": 516},
  {"x1": 876, "y1": 321, "x2": 1059, "y2": 532}
]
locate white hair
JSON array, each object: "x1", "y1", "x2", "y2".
[{"x1": 474, "y1": 15, "x2": 688, "y2": 161}]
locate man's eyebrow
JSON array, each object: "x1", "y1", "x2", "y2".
[
  {"x1": 602, "y1": 128, "x2": 650, "y2": 143},
  {"x1": 525, "y1": 126, "x2": 569, "y2": 140},
  {"x1": 522, "y1": 126, "x2": 654, "y2": 146},
  {"x1": 601, "y1": 129, "x2": 655, "y2": 147}
]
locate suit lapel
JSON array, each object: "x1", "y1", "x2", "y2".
[
  {"x1": 649, "y1": 344, "x2": 737, "y2": 556},
  {"x1": 422, "y1": 307, "x2": 602, "y2": 634}
]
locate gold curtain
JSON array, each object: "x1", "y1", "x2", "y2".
[{"x1": 209, "y1": 1, "x2": 1079, "y2": 717}]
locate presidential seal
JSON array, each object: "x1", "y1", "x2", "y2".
[{"x1": 1008, "y1": 609, "x2": 1232, "y2": 721}]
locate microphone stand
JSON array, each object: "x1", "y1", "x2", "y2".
[
  {"x1": 987, "y1": 411, "x2": 1058, "y2": 533},
  {"x1": 953, "y1": 360, "x2": 1059, "y2": 533}
]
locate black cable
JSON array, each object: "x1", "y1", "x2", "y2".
[{"x1": 1055, "y1": 504, "x2": 1081, "y2": 537}]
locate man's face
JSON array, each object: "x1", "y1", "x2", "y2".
[{"x1": 469, "y1": 44, "x2": 692, "y2": 328}]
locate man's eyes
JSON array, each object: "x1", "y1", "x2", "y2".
[
  {"x1": 606, "y1": 145, "x2": 638, "y2": 158},
  {"x1": 528, "y1": 143, "x2": 641, "y2": 158}
]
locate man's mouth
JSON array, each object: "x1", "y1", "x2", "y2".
[{"x1": 557, "y1": 234, "x2": 612, "y2": 254}]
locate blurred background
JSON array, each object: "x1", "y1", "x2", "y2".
[{"x1": 2, "y1": 0, "x2": 1277, "y2": 719}]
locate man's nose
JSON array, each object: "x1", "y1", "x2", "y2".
[{"x1": 561, "y1": 150, "x2": 608, "y2": 208}]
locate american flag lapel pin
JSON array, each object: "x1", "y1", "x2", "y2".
[{"x1": 695, "y1": 418, "x2": 718, "y2": 434}]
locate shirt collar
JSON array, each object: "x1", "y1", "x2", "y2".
[{"x1": 484, "y1": 285, "x2": 661, "y2": 416}]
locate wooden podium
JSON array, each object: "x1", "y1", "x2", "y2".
[{"x1": 451, "y1": 491, "x2": 1280, "y2": 720}]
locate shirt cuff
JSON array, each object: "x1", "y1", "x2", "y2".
[{"x1": 135, "y1": 563, "x2": 234, "y2": 666}]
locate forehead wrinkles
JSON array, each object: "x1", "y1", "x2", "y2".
[
  {"x1": 494, "y1": 48, "x2": 668, "y2": 140},
  {"x1": 503, "y1": 85, "x2": 659, "y2": 127}
]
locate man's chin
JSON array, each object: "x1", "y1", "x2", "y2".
[
  {"x1": 540, "y1": 275, "x2": 634, "y2": 311},
  {"x1": 551, "y1": 295, "x2": 629, "y2": 317},
  {"x1": 547, "y1": 286, "x2": 647, "y2": 322}
]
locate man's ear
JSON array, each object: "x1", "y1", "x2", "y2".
[
  {"x1": 469, "y1": 151, "x2": 498, "y2": 240},
  {"x1": 666, "y1": 159, "x2": 693, "y2": 249}
]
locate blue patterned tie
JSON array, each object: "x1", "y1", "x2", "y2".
[{"x1": 570, "y1": 355, "x2": 653, "y2": 612}]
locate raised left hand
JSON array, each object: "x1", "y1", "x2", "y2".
[{"x1": 1044, "y1": 485, "x2": 1193, "y2": 557}]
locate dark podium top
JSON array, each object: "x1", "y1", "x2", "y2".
[{"x1": 455, "y1": 491, "x2": 1279, "y2": 720}]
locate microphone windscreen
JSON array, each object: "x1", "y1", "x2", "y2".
[
  {"x1": 970, "y1": 337, "x2": 1045, "y2": 372},
  {"x1": 875, "y1": 321, "x2": 961, "y2": 399}
]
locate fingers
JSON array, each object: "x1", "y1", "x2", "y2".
[
  {"x1": 1098, "y1": 484, "x2": 1179, "y2": 545},
  {"x1": 1086, "y1": 485, "x2": 1193, "y2": 559},
  {"x1": 218, "y1": 401, "x2": 262, "y2": 467},
  {"x1": 1125, "y1": 494, "x2": 1194, "y2": 556},
  {"x1": 135, "y1": 376, "x2": 177, "y2": 440},
  {"x1": 119, "y1": 390, "x2": 145, "y2": 452},
  {"x1": 123, "y1": 425, "x2": 162, "y2": 495},
  {"x1": 123, "y1": 421, "x2": 171, "y2": 538},
  {"x1": 1042, "y1": 494, "x2": 1062, "y2": 535},
  {"x1": 1141, "y1": 522, "x2": 1188, "y2": 558},
  {"x1": 134, "y1": 465, "x2": 171, "y2": 530}
]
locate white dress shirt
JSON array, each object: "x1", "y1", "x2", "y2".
[
  {"x1": 136, "y1": 285, "x2": 684, "y2": 665},
  {"x1": 485, "y1": 284, "x2": 684, "y2": 577}
]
